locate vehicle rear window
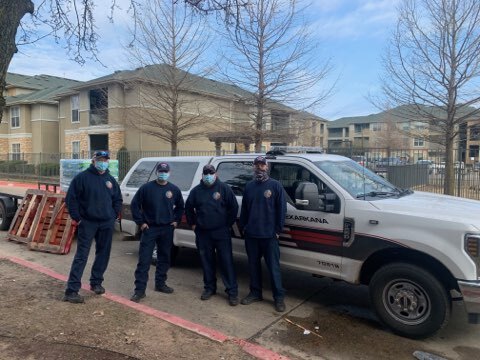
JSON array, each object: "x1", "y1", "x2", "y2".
[
  {"x1": 216, "y1": 161, "x2": 253, "y2": 195},
  {"x1": 125, "y1": 161, "x2": 199, "y2": 191},
  {"x1": 125, "y1": 161, "x2": 157, "y2": 188}
]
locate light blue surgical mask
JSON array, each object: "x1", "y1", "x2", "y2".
[
  {"x1": 95, "y1": 161, "x2": 109, "y2": 172},
  {"x1": 157, "y1": 172, "x2": 170, "y2": 181},
  {"x1": 202, "y1": 174, "x2": 216, "y2": 185}
]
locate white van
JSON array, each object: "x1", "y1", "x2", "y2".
[{"x1": 119, "y1": 152, "x2": 480, "y2": 339}]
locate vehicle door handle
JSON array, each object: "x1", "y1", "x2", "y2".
[{"x1": 295, "y1": 199, "x2": 309, "y2": 206}]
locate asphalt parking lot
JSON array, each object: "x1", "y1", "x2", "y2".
[{"x1": 1, "y1": 229, "x2": 479, "y2": 360}]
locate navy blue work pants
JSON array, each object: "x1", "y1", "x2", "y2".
[
  {"x1": 66, "y1": 219, "x2": 115, "y2": 294},
  {"x1": 134, "y1": 225, "x2": 174, "y2": 294},
  {"x1": 244, "y1": 236, "x2": 285, "y2": 301},
  {"x1": 195, "y1": 227, "x2": 238, "y2": 297}
]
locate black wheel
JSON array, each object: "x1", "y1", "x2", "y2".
[
  {"x1": 369, "y1": 263, "x2": 451, "y2": 339},
  {"x1": 0, "y1": 201, "x2": 11, "y2": 231}
]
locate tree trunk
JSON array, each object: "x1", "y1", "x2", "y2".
[
  {"x1": 0, "y1": 0, "x2": 34, "y2": 123},
  {"x1": 444, "y1": 135, "x2": 455, "y2": 195}
]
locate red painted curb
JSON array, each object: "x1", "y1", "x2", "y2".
[
  {"x1": 1, "y1": 255, "x2": 291, "y2": 360},
  {"x1": 0, "y1": 181, "x2": 62, "y2": 193},
  {"x1": 0, "y1": 180, "x2": 37, "y2": 188}
]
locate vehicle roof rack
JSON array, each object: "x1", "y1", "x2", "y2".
[{"x1": 266, "y1": 146, "x2": 324, "y2": 156}]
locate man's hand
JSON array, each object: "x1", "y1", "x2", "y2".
[
  {"x1": 171, "y1": 222, "x2": 178, "y2": 228},
  {"x1": 71, "y1": 219, "x2": 81, "y2": 227},
  {"x1": 191, "y1": 224, "x2": 196, "y2": 231},
  {"x1": 141, "y1": 223, "x2": 149, "y2": 231}
]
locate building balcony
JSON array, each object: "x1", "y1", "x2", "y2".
[{"x1": 89, "y1": 109, "x2": 108, "y2": 126}]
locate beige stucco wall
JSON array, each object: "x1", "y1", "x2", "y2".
[{"x1": 0, "y1": 138, "x2": 8, "y2": 154}]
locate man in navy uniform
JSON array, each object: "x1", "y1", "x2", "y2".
[
  {"x1": 130, "y1": 162, "x2": 184, "y2": 302},
  {"x1": 63, "y1": 150, "x2": 123, "y2": 303},
  {"x1": 239, "y1": 155, "x2": 287, "y2": 312},
  {"x1": 185, "y1": 164, "x2": 239, "y2": 306}
]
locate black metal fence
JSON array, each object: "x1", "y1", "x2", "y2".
[{"x1": 1, "y1": 148, "x2": 479, "y2": 200}]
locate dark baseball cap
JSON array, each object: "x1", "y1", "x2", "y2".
[
  {"x1": 93, "y1": 150, "x2": 110, "y2": 159},
  {"x1": 156, "y1": 162, "x2": 170, "y2": 172},
  {"x1": 202, "y1": 164, "x2": 216, "y2": 174},
  {"x1": 253, "y1": 156, "x2": 267, "y2": 165}
]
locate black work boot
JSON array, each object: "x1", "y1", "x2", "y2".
[
  {"x1": 90, "y1": 284, "x2": 105, "y2": 295},
  {"x1": 274, "y1": 300, "x2": 286, "y2": 312},
  {"x1": 130, "y1": 292, "x2": 146, "y2": 303},
  {"x1": 200, "y1": 289, "x2": 216, "y2": 300},
  {"x1": 155, "y1": 284, "x2": 174, "y2": 294},
  {"x1": 228, "y1": 296, "x2": 239, "y2": 306},
  {"x1": 63, "y1": 292, "x2": 85, "y2": 304},
  {"x1": 240, "y1": 293, "x2": 263, "y2": 305}
]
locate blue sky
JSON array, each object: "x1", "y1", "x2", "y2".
[{"x1": 9, "y1": 0, "x2": 400, "y2": 120}]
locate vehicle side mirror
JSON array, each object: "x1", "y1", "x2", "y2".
[
  {"x1": 294, "y1": 182, "x2": 320, "y2": 210},
  {"x1": 319, "y1": 193, "x2": 337, "y2": 212}
]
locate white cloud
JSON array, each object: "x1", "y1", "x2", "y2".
[{"x1": 311, "y1": 0, "x2": 399, "y2": 40}]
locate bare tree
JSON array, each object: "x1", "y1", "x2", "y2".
[
  {"x1": 381, "y1": 0, "x2": 480, "y2": 195},
  {"x1": 219, "y1": 0, "x2": 333, "y2": 152},
  {"x1": 123, "y1": 0, "x2": 225, "y2": 154},
  {"x1": 0, "y1": 0, "x2": 248, "y2": 124}
]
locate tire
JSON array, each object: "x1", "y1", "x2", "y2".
[
  {"x1": 369, "y1": 263, "x2": 451, "y2": 339},
  {"x1": 0, "y1": 201, "x2": 11, "y2": 231}
]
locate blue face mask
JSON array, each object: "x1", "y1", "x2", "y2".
[
  {"x1": 202, "y1": 174, "x2": 216, "y2": 185},
  {"x1": 95, "y1": 161, "x2": 109, "y2": 172},
  {"x1": 158, "y1": 172, "x2": 169, "y2": 181}
]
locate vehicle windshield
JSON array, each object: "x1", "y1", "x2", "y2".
[{"x1": 314, "y1": 160, "x2": 408, "y2": 199}]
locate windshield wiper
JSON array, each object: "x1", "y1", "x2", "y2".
[{"x1": 356, "y1": 191, "x2": 399, "y2": 199}]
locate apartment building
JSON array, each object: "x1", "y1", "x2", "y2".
[
  {"x1": 1, "y1": 73, "x2": 81, "y2": 159},
  {"x1": 54, "y1": 64, "x2": 325, "y2": 155},
  {"x1": 326, "y1": 106, "x2": 448, "y2": 162}
]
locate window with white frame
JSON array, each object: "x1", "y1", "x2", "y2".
[
  {"x1": 10, "y1": 107, "x2": 20, "y2": 128},
  {"x1": 71, "y1": 95, "x2": 79, "y2": 123},
  {"x1": 413, "y1": 138, "x2": 424, "y2": 147},
  {"x1": 11, "y1": 143, "x2": 20, "y2": 160},
  {"x1": 371, "y1": 123, "x2": 382, "y2": 131},
  {"x1": 72, "y1": 141, "x2": 80, "y2": 159}
]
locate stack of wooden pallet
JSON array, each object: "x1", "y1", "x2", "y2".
[{"x1": 6, "y1": 190, "x2": 76, "y2": 254}]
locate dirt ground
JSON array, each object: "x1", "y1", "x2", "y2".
[{"x1": 0, "y1": 259, "x2": 256, "y2": 360}]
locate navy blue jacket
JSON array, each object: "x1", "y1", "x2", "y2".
[
  {"x1": 239, "y1": 178, "x2": 286, "y2": 238},
  {"x1": 66, "y1": 164, "x2": 123, "y2": 222},
  {"x1": 131, "y1": 180, "x2": 184, "y2": 226},
  {"x1": 185, "y1": 179, "x2": 239, "y2": 230}
]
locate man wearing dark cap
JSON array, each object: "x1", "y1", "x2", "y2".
[
  {"x1": 239, "y1": 155, "x2": 287, "y2": 312},
  {"x1": 185, "y1": 164, "x2": 239, "y2": 305},
  {"x1": 63, "y1": 150, "x2": 123, "y2": 303},
  {"x1": 130, "y1": 162, "x2": 184, "y2": 302}
]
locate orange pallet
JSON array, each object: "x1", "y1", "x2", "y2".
[
  {"x1": 7, "y1": 190, "x2": 46, "y2": 244},
  {"x1": 28, "y1": 193, "x2": 76, "y2": 255}
]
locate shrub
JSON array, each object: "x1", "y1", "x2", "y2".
[
  {"x1": 37, "y1": 163, "x2": 60, "y2": 176},
  {"x1": 118, "y1": 146, "x2": 131, "y2": 181}
]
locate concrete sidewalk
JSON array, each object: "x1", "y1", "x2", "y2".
[{"x1": 0, "y1": 255, "x2": 288, "y2": 360}]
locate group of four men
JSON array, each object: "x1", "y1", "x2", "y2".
[{"x1": 62, "y1": 151, "x2": 287, "y2": 313}]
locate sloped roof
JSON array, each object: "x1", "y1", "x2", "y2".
[
  {"x1": 327, "y1": 104, "x2": 480, "y2": 128},
  {"x1": 5, "y1": 73, "x2": 81, "y2": 105},
  {"x1": 58, "y1": 63, "x2": 319, "y2": 116},
  {"x1": 72, "y1": 64, "x2": 253, "y2": 100}
]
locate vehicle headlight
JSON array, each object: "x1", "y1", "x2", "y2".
[{"x1": 465, "y1": 234, "x2": 480, "y2": 278}]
